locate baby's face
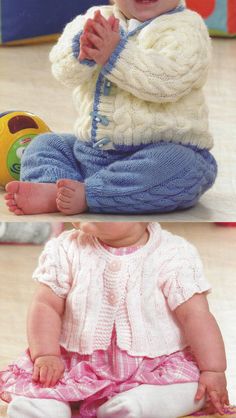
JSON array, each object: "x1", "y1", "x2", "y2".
[
  {"x1": 115, "y1": 0, "x2": 180, "y2": 21},
  {"x1": 73, "y1": 222, "x2": 149, "y2": 246}
]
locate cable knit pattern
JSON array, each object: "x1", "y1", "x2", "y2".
[
  {"x1": 33, "y1": 223, "x2": 211, "y2": 358},
  {"x1": 49, "y1": 3, "x2": 213, "y2": 150}
]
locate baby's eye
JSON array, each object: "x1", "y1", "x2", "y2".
[{"x1": 16, "y1": 147, "x2": 25, "y2": 160}]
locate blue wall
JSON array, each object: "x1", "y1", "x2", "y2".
[{"x1": 0, "y1": 0, "x2": 109, "y2": 43}]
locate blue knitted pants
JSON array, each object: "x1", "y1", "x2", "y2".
[{"x1": 21, "y1": 133, "x2": 217, "y2": 214}]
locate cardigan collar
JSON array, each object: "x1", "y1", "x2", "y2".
[
  {"x1": 92, "y1": 222, "x2": 162, "y2": 263},
  {"x1": 112, "y1": 1, "x2": 186, "y2": 36}
]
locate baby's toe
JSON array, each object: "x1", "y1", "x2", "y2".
[
  {"x1": 57, "y1": 194, "x2": 71, "y2": 205},
  {"x1": 4, "y1": 193, "x2": 15, "y2": 200},
  {"x1": 57, "y1": 200, "x2": 70, "y2": 209},
  {"x1": 5, "y1": 181, "x2": 20, "y2": 194},
  {"x1": 58, "y1": 187, "x2": 74, "y2": 198},
  {"x1": 5, "y1": 199, "x2": 17, "y2": 208}
]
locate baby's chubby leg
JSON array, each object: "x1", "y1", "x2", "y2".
[
  {"x1": 8, "y1": 396, "x2": 71, "y2": 418},
  {"x1": 56, "y1": 142, "x2": 217, "y2": 215},
  {"x1": 85, "y1": 143, "x2": 217, "y2": 214},
  {"x1": 97, "y1": 382, "x2": 205, "y2": 418}
]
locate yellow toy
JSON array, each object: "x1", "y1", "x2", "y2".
[{"x1": 0, "y1": 111, "x2": 50, "y2": 187}]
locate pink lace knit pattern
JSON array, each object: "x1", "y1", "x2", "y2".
[{"x1": 29, "y1": 223, "x2": 211, "y2": 357}]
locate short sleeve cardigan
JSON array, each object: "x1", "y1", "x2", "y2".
[{"x1": 33, "y1": 223, "x2": 211, "y2": 357}]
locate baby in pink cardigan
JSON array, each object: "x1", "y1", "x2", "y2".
[{"x1": 0, "y1": 223, "x2": 228, "y2": 418}]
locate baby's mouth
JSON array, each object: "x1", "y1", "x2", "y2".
[{"x1": 135, "y1": 0, "x2": 158, "y2": 3}]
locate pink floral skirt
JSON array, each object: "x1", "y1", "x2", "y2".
[{"x1": 0, "y1": 337, "x2": 200, "y2": 417}]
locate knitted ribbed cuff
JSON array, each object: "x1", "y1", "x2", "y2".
[
  {"x1": 72, "y1": 31, "x2": 96, "y2": 67},
  {"x1": 101, "y1": 34, "x2": 128, "y2": 76},
  {"x1": 85, "y1": 175, "x2": 105, "y2": 210}
]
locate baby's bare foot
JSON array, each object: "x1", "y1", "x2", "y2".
[
  {"x1": 5, "y1": 181, "x2": 58, "y2": 215},
  {"x1": 56, "y1": 179, "x2": 87, "y2": 215}
]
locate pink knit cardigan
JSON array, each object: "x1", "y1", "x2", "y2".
[{"x1": 33, "y1": 223, "x2": 211, "y2": 357}]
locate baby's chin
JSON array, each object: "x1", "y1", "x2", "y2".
[
  {"x1": 76, "y1": 222, "x2": 95, "y2": 233},
  {"x1": 126, "y1": 0, "x2": 178, "y2": 21},
  {"x1": 72, "y1": 222, "x2": 91, "y2": 233},
  {"x1": 134, "y1": 0, "x2": 160, "y2": 5},
  {"x1": 77, "y1": 222, "x2": 110, "y2": 238}
]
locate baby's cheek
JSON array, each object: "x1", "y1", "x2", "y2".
[{"x1": 168, "y1": 0, "x2": 180, "y2": 11}]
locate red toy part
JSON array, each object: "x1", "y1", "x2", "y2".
[
  {"x1": 228, "y1": 0, "x2": 236, "y2": 33},
  {"x1": 185, "y1": 0, "x2": 216, "y2": 18}
]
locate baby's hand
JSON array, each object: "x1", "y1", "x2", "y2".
[
  {"x1": 32, "y1": 355, "x2": 65, "y2": 388},
  {"x1": 195, "y1": 371, "x2": 229, "y2": 415},
  {"x1": 79, "y1": 10, "x2": 120, "y2": 65},
  {"x1": 79, "y1": 15, "x2": 98, "y2": 61}
]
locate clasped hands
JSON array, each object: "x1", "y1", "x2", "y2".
[{"x1": 79, "y1": 10, "x2": 120, "y2": 66}]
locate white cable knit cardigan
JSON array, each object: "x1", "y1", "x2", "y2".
[
  {"x1": 49, "y1": 3, "x2": 213, "y2": 151},
  {"x1": 33, "y1": 223, "x2": 211, "y2": 357}
]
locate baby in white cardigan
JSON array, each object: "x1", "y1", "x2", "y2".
[
  {"x1": 5, "y1": 0, "x2": 217, "y2": 216},
  {"x1": 1, "y1": 223, "x2": 228, "y2": 418}
]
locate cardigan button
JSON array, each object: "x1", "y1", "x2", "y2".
[
  {"x1": 108, "y1": 292, "x2": 118, "y2": 305},
  {"x1": 93, "y1": 137, "x2": 111, "y2": 149},
  {"x1": 108, "y1": 260, "x2": 121, "y2": 272},
  {"x1": 104, "y1": 80, "x2": 112, "y2": 95}
]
